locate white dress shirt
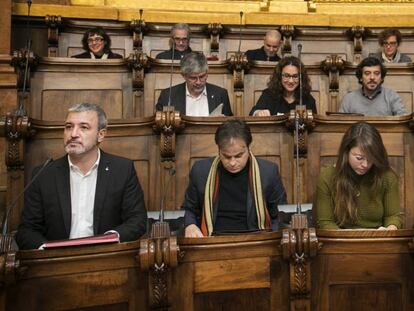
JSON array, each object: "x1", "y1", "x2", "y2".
[
  {"x1": 185, "y1": 85, "x2": 209, "y2": 116},
  {"x1": 68, "y1": 150, "x2": 100, "y2": 239}
]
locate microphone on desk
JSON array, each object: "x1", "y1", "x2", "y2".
[
  {"x1": 1, "y1": 158, "x2": 53, "y2": 235},
  {"x1": 167, "y1": 42, "x2": 176, "y2": 107},
  {"x1": 159, "y1": 167, "x2": 176, "y2": 222}
]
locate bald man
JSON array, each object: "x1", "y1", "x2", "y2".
[{"x1": 245, "y1": 30, "x2": 282, "y2": 62}]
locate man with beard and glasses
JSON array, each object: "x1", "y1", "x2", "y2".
[
  {"x1": 339, "y1": 57, "x2": 407, "y2": 116},
  {"x1": 16, "y1": 103, "x2": 147, "y2": 250},
  {"x1": 156, "y1": 52, "x2": 233, "y2": 116}
]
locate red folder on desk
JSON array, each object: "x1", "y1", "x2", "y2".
[{"x1": 43, "y1": 233, "x2": 119, "y2": 249}]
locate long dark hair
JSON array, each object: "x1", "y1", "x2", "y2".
[
  {"x1": 267, "y1": 56, "x2": 312, "y2": 99},
  {"x1": 81, "y1": 27, "x2": 112, "y2": 54},
  {"x1": 333, "y1": 122, "x2": 392, "y2": 226}
]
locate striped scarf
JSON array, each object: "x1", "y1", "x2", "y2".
[{"x1": 200, "y1": 152, "x2": 271, "y2": 236}]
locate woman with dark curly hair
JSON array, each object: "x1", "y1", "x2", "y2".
[
  {"x1": 72, "y1": 27, "x2": 122, "y2": 59},
  {"x1": 249, "y1": 56, "x2": 317, "y2": 116}
]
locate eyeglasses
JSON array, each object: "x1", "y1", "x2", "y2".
[
  {"x1": 281, "y1": 73, "x2": 299, "y2": 81},
  {"x1": 87, "y1": 37, "x2": 104, "y2": 44},
  {"x1": 173, "y1": 37, "x2": 189, "y2": 43},
  {"x1": 186, "y1": 72, "x2": 208, "y2": 83},
  {"x1": 383, "y1": 41, "x2": 398, "y2": 47}
]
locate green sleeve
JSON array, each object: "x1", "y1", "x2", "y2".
[
  {"x1": 383, "y1": 171, "x2": 403, "y2": 228},
  {"x1": 315, "y1": 167, "x2": 339, "y2": 229}
]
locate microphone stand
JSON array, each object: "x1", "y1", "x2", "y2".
[
  {"x1": 17, "y1": 0, "x2": 33, "y2": 116},
  {"x1": 291, "y1": 43, "x2": 308, "y2": 229},
  {"x1": 167, "y1": 42, "x2": 175, "y2": 108},
  {"x1": 237, "y1": 11, "x2": 243, "y2": 55}
]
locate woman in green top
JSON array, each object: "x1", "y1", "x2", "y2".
[{"x1": 315, "y1": 121, "x2": 402, "y2": 230}]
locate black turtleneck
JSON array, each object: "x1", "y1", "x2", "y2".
[{"x1": 214, "y1": 163, "x2": 249, "y2": 232}]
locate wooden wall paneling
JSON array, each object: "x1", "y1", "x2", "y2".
[
  {"x1": 10, "y1": 242, "x2": 147, "y2": 310},
  {"x1": 177, "y1": 232, "x2": 287, "y2": 310},
  {"x1": 29, "y1": 58, "x2": 133, "y2": 121},
  {"x1": 312, "y1": 230, "x2": 414, "y2": 311}
]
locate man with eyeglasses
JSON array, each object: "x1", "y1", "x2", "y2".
[
  {"x1": 245, "y1": 30, "x2": 282, "y2": 62},
  {"x1": 369, "y1": 28, "x2": 411, "y2": 63},
  {"x1": 339, "y1": 57, "x2": 407, "y2": 116},
  {"x1": 156, "y1": 23, "x2": 193, "y2": 60},
  {"x1": 156, "y1": 52, "x2": 233, "y2": 116},
  {"x1": 72, "y1": 27, "x2": 122, "y2": 59}
]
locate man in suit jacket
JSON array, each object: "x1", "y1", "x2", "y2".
[
  {"x1": 183, "y1": 120, "x2": 287, "y2": 237},
  {"x1": 155, "y1": 23, "x2": 193, "y2": 60},
  {"x1": 16, "y1": 103, "x2": 147, "y2": 250},
  {"x1": 245, "y1": 30, "x2": 282, "y2": 62},
  {"x1": 156, "y1": 52, "x2": 233, "y2": 116}
]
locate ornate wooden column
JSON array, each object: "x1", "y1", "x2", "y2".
[
  {"x1": 281, "y1": 219, "x2": 320, "y2": 311},
  {"x1": 286, "y1": 107, "x2": 314, "y2": 209},
  {"x1": 227, "y1": 53, "x2": 249, "y2": 117},
  {"x1": 206, "y1": 23, "x2": 224, "y2": 55},
  {"x1": 45, "y1": 15, "x2": 62, "y2": 57},
  {"x1": 280, "y1": 25, "x2": 297, "y2": 57},
  {"x1": 0, "y1": 114, "x2": 34, "y2": 233},
  {"x1": 128, "y1": 12, "x2": 149, "y2": 118},
  {"x1": 140, "y1": 108, "x2": 183, "y2": 309},
  {"x1": 283, "y1": 109, "x2": 319, "y2": 310},
  {"x1": 346, "y1": 26, "x2": 370, "y2": 64},
  {"x1": 321, "y1": 54, "x2": 345, "y2": 112}
]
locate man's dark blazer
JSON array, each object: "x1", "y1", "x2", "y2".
[
  {"x1": 155, "y1": 82, "x2": 233, "y2": 116},
  {"x1": 245, "y1": 46, "x2": 280, "y2": 62},
  {"x1": 72, "y1": 51, "x2": 123, "y2": 59},
  {"x1": 155, "y1": 47, "x2": 192, "y2": 60},
  {"x1": 15, "y1": 151, "x2": 147, "y2": 250},
  {"x1": 182, "y1": 157, "x2": 287, "y2": 232}
]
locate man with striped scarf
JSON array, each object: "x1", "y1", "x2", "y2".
[{"x1": 183, "y1": 120, "x2": 287, "y2": 237}]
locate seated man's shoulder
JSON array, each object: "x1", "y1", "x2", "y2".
[
  {"x1": 400, "y1": 53, "x2": 412, "y2": 62},
  {"x1": 257, "y1": 158, "x2": 279, "y2": 172},
  {"x1": 155, "y1": 50, "x2": 171, "y2": 59},
  {"x1": 101, "y1": 152, "x2": 134, "y2": 168},
  {"x1": 206, "y1": 83, "x2": 228, "y2": 94},
  {"x1": 368, "y1": 52, "x2": 381, "y2": 60},
  {"x1": 245, "y1": 48, "x2": 260, "y2": 57},
  {"x1": 192, "y1": 157, "x2": 215, "y2": 171}
]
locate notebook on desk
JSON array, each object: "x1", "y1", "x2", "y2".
[{"x1": 43, "y1": 232, "x2": 119, "y2": 249}]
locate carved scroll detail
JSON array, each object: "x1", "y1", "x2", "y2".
[
  {"x1": 11, "y1": 49, "x2": 38, "y2": 91},
  {"x1": 153, "y1": 108, "x2": 184, "y2": 161},
  {"x1": 127, "y1": 50, "x2": 150, "y2": 91},
  {"x1": 321, "y1": 54, "x2": 345, "y2": 111},
  {"x1": 346, "y1": 26, "x2": 371, "y2": 63},
  {"x1": 281, "y1": 224, "x2": 320, "y2": 311},
  {"x1": 140, "y1": 222, "x2": 180, "y2": 309},
  {"x1": 45, "y1": 15, "x2": 62, "y2": 57},
  {"x1": 280, "y1": 25, "x2": 297, "y2": 56},
  {"x1": 286, "y1": 107, "x2": 314, "y2": 157},
  {"x1": 130, "y1": 10, "x2": 148, "y2": 51},
  {"x1": 228, "y1": 52, "x2": 249, "y2": 90},
  {"x1": 2, "y1": 115, "x2": 33, "y2": 169},
  {"x1": 206, "y1": 23, "x2": 224, "y2": 53}
]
